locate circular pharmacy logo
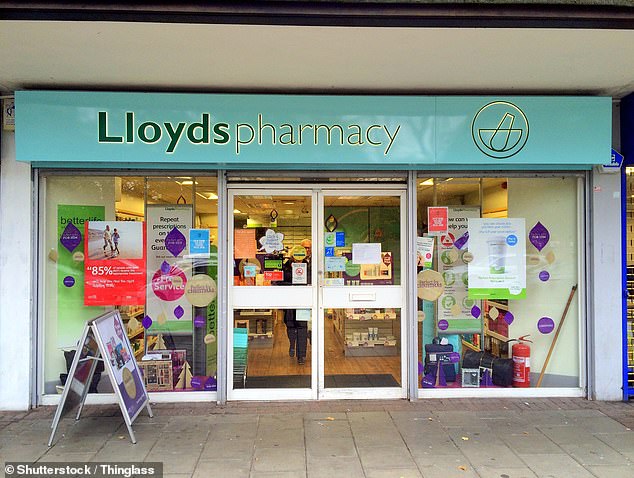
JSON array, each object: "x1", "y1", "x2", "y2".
[{"x1": 472, "y1": 101, "x2": 529, "y2": 159}]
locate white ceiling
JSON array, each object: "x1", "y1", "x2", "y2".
[{"x1": 1, "y1": 21, "x2": 634, "y2": 97}]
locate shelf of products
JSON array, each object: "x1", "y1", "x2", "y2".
[
  {"x1": 483, "y1": 300, "x2": 510, "y2": 358},
  {"x1": 119, "y1": 305, "x2": 145, "y2": 357},
  {"x1": 234, "y1": 309, "x2": 275, "y2": 348},
  {"x1": 331, "y1": 308, "x2": 400, "y2": 356}
]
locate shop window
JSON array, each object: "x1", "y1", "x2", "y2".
[
  {"x1": 417, "y1": 176, "x2": 581, "y2": 390},
  {"x1": 42, "y1": 174, "x2": 218, "y2": 395}
]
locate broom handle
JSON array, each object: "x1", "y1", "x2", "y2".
[{"x1": 536, "y1": 284, "x2": 578, "y2": 387}]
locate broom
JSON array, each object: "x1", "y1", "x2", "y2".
[{"x1": 536, "y1": 284, "x2": 578, "y2": 387}]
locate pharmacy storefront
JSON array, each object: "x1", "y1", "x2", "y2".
[{"x1": 10, "y1": 91, "x2": 615, "y2": 406}]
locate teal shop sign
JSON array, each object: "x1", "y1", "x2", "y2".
[{"x1": 15, "y1": 91, "x2": 611, "y2": 170}]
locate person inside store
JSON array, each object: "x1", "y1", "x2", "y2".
[{"x1": 281, "y1": 239, "x2": 312, "y2": 365}]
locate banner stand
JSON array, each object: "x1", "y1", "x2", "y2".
[{"x1": 49, "y1": 311, "x2": 153, "y2": 446}]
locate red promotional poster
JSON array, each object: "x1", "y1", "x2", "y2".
[
  {"x1": 427, "y1": 206, "x2": 449, "y2": 233},
  {"x1": 84, "y1": 221, "x2": 146, "y2": 306},
  {"x1": 264, "y1": 270, "x2": 284, "y2": 282}
]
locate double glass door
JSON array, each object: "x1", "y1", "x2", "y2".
[{"x1": 228, "y1": 186, "x2": 406, "y2": 400}]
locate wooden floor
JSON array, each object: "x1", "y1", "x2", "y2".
[{"x1": 245, "y1": 313, "x2": 401, "y2": 385}]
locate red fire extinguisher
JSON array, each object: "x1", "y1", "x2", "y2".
[{"x1": 511, "y1": 335, "x2": 532, "y2": 388}]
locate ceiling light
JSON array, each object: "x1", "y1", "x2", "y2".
[
  {"x1": 419, "y1": 179, "x2": 434, "y2": 186},
  {"x1": 176, "y1": 180, "x2": 198, "y2": 186},
  {"x1": 196, "y1": 192, "x2": 218, "y2": 200},
  {"x1": 283, "y1": 202, "x2": 295, "y2": 205},
  {"x1": 233, "y1": 209, "x2": 243, "y2": 214}
]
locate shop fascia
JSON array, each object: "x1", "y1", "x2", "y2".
[{"x1": 98, "y1": 111, "x2": 401, "y2": 155}]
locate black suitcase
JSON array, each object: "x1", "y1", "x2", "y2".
[{"x1": 463, "y1": 350, "x2": 513, "y2": 387}]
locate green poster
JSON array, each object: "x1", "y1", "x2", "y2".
[
  {"x1": 205, "y1": 246, "x2": 218, "y2": 376},
  {"x1": 57, "y1": 204, "x2": 105, "y2": 347}
]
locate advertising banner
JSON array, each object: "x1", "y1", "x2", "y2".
[
  {"x1": 436, "y1": 207, "x2": 481, "y2": 334},
  {"x1": 416, "y1": 236, "x2": 434, "y2": 268},
  {"x1": 427, "y1": 207, "x2": 448, "y2": 233},
  {"x1": 468, "y1": 218, "x2": 527, "y2": 300},
  {"x1": 57, "y1": 204, "x2": 105, "y2": 347},
  {"x1": 93, "y1": 311, "x2": 148, "y2": 420},
  {"x1": 146, "y1": 205, "x2": 193, "y2": 333},
  {"x1": 84, "y1": 221, "x2": 146, "y2": 306}
]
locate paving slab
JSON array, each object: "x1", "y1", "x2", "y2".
[
  {"x1": 252, "y1": 446, "x2": 305, "y2": 473},
  {"x1": 251, "y1": 471, "x2": 307, "y2": 478},
  {"x1": 306, "y1": 436, "x2": 357, "y2": 459},
  {"x1": 415, "y1": 461, "x2": 479, "y2": 478},
  {"x1": 356, "y1": 445, "x2": 417, "y2": 469},
  {"x1": 306, "y1": 456, "x2": 364, "y2": 478},
  {"x1": 518, "y1": 453, "x2": 595, "y2": 478},
  {"x1": 584, "y1": 464, "x2": 634, "y2": 478},
  {"x1": 557, "y1": 440, "x2": 631, "y2": 466},
  {"x1": 475, "y1": 465, "x2": 538, "y2": 478},
  {"x1": 199, "y1": 437, "x2": 255, "y2": 460},
  {"x1": 192, "y1": 458, "x2": 251, "y2": 478},
  {"x1": 499, "y1": 432, "x2": 564, "y2": 455},
  {"x1": 364, "y1": 467, "x2": 423, "y2": 478}
]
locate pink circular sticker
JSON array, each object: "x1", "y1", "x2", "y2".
[{"x1": 152, "y1": 265, "x2": 187, "y2": 301}]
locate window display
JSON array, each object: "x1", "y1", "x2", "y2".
[
  {"x1": 417, "y1": 176, "x2": 581, "y2": 390},
  {"x1": 42, "y1": 174, "x2": 218, "y2": 395}
]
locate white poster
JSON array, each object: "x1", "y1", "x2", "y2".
[
  {"x1": 468, "y1": 218, "x2": 526, "y2": 300},
  {"x1": 352, "y1": 243, "x2": 381, "y2": 264},
  {"x1": 416, "y1": 236, "x2": 435, "y2": 268},
  {"x1": 146, "y1": 205, "x2": 193, "y2": 333},
  {"x1": 436, "y1": 207, "x2": 481, "y2": 333},
  {"x1": 292, "y1": 262, "x2": 308, "y2": 284}
]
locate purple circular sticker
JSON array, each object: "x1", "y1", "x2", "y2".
[
  {"x1": 204, "y1": 376, "x2": 217, "y2": 391},
  {"x1": 194, "y1": 315, "x2": 206, "y2": 328},
  {"x1": 438, "y1": 319, "x2": 449, "y2": 331},
  {"x1": 142, "y1": 315, "x2": 153, "y2": 330},
  {"x1": 174, "y1": 305, "x2": 184, "y2": 319},
  {"x1": 504, "y1": 311, "x2": 515, "y2": 325},
  {"x1": 539, "y1": 271, "x2": 550, "y2": 282},
  {"x1": 538, "y1": 317, "x2": 555, "y2": 334},
  {"x1": 190, "y1": 376, "x2": 203, "y2": 389},
  {"x1": 63, "y1": 276, "x2": 75, "y2": 287}
]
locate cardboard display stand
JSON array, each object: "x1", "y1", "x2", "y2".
[{"x1": 49, "y1": 310, "x2": 153, "y2": 446}]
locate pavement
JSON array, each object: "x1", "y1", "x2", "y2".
[{"x1": 1, "y1": 398, "x2": 634, "y2": 478}]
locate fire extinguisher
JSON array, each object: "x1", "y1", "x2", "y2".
[{"x1": 510, "y1": 335, "x2": 532, "y2": 388}]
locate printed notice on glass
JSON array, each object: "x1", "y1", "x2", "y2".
[
  {"x1": 292, "y1": 262, "x2": 308, "y2": 284},
  {"x1": 234, "y1": 229, "x2": 257, "y2": 258},
  {"x1": 84, "y1": 221, "x2": 146, "y2": 306},
  {"x1": 416, "y1": 236, "x2": 435, "y2": 268},
  {"x1": 468, "y1": 218, "x2": 526, "y2": 300},
  {"x1": 352, "y1": 243, "x2": 381, "y2": 264},
  {"x1": 436, "y1": 207, "x2": 481, "y2": 333}
]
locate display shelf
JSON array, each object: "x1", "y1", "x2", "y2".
[
  {"x1": 332, "y1": 308, "x2": 400, "y2": 356},
  {"x1": 234, "y1": 309, "x2": 275, "y2": 348}
]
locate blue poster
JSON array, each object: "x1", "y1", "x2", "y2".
[{"x1": 189, "y1": 229, "x2": 210, "y2": 255}]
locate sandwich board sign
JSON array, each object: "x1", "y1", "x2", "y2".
[{"x1": 48, "y1": 310, "x2": 153, "y2": 446}]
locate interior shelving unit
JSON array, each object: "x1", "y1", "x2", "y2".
[
  {"x1": 234, "y1": 309, "x2": 275, "y2": 348},
  {"x1": 330, "y1": 308, "x2": 399, "y2": 356}
]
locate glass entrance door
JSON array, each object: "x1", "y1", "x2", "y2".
[
  {"x1": 227, "y1": 186, "x2": 406, "y2": 400},
  {"x1": 318, "y1": 189, "x2": 406, "y2": 399}
]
